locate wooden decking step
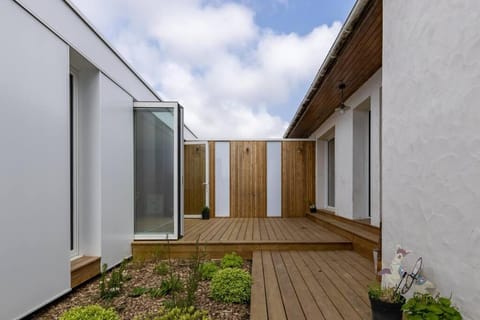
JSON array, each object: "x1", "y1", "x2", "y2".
[
  {"x1": 250, "y1": 250, "x2": 375, "y2": 320},
  {"x1": 306, "y1": 211, "x2": 380, "y2": 259},
  {"x1": 70, "y1": 256, "x2": 101, "y2": 288}
]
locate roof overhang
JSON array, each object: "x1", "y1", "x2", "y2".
[{"x1": 284, "y1": 0, "x2": 382, "y2": 138}]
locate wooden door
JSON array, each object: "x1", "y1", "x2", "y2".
[
  {"x1": 282, "y1": 141, "x2": 315, "y2": 217},
  {"x1": 230, "y1": 141, "x2": 267, "y2": 218},
  {"x1": 184, "y1": 143, "x2": 206, "y2": 215}
]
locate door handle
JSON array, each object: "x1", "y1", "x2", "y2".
[{"x1": 203, "y1": 182, "x2": 209, "y2": 185}]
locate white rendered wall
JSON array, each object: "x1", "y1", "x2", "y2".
[
  {"x1": 0, "y1": 1, "x2": 70, "y2": 319},
  {"x1": 16, "y1": 0, "x2": 158, "y2": 102},
  {"x1": 266, "y1": 142, "x2": 282, "y2": 217},
  {"x1": 100, "y1": 74, "x2": 134, "y2": 268},
  {"x1": 310, "y1": 69, "x2": 381, "y2": 226},
  {"x1": 383, "y1": 2, "x2": 480, "y2": 319},
  {"x1": 215, "y1": 142, "x2": 230, "y2": 217}
]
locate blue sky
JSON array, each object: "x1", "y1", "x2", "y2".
[{"x1": 72, "y1": 0, "x2": 355, "y2": 138}]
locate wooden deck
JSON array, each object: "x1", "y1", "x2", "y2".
[
  {"x1": 251, "y1": 250, "x2": 375, "y2": 320},
  {"x1": 132, "y1": 218, "x2": 352, "y2": 259}
]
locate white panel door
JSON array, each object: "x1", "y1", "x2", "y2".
[
  {"x1": 215, "y1": 142, "x2": 230, "y2": 217},
  {"x1": 267, "y1": 142, "x2": 282, "y2": 217}
]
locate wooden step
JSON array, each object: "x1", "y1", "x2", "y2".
[
  {"x1": 71, "y1": 256, "x2": 101, "y2": 288},
  {"x1": 306, "y1": 211, "x2": 379, "y2": 259}
]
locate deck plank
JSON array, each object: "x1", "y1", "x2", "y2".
[
  {"x1": 250, "y1": 251, "x2": 268, "y2": 320},
  {"x1": 262, "y1": 251, "x2": 287, "y2": 320}
]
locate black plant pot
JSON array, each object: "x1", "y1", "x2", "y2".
[
  {"x1": 309, "y1": 207, "x2": 316, "y2": 213},
  {"x1": 201, "y1": 210, "x2": 210, "y2": 220},
  {"x1": 370, "y1": 297, "x2": 405, "y2": 320}
]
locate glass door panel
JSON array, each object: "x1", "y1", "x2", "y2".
[{"x1": 134, "y1": 102, "x2": 183, "y2": 239}]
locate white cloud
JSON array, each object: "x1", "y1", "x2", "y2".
[{"x1": 72, "y1": 0, "x2": 341, "y2": 138}]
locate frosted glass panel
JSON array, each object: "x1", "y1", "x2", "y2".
[
  {"x1": 267, "y1": 142, "x2": 282, "y2": 217},
  {"x1": 134, "y1": 109, "x2": 175, "y2": 234},
  {"x1": 328, "y1": 138, "x2": 335, "y2": 207},
  {"x1": 215, "y1": 142, "x2": 230, "y2": 217}
]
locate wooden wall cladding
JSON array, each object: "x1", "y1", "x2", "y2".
[
  {"x1": 184, "y1": 144, "x2": 206, "y2": 215},
  {"x1": 282, "y1": 141, "x2": 316, "y2": 217},
  {"x1": 209, "y1": 141, "x2": 216, "y2": 218},
  {"x1": 230, "y1": 141, "x2": 267, "y2": 218}
]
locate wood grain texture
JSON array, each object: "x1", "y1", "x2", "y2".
[
  {"x1": 70, "y1": 256, "x2": 100, "y2": 288},
  {"x1": 184, "y1": 144, "x2": 206, "y2": 215},
  {"x1": 282, "y1": 141, "x2": 316, "y2": 217},
  {"x1": 209, "y1": 141, "x2": 215, "y2": 218},
  {"x1": 230, "y1": 141, "x2": 267, "y2": 218},
  {"x1": 250, "y1": 250, "x2": 374, "y2": 319}
]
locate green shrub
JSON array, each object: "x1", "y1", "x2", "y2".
[
  {"x1": 134, "y1": 306, "x2": 210, "y2": 320},
  {"x1": 402, "y1": 293, "x2": 462, "y2": 320},
  {"x1": 154, "y1": 262, "x2": 169, "y2": 275},
  {"x1": 199, "y1": 261, "x2": 219, "y2": 280},
  {"x1": 99, "y1": 260, "x2": 129, "y2": 299},
  {"x1": 220, "y1": 252, "x2": 243, "y2": 269},
  {"x1": 59, "y1": 305, "x2": 119, "y2": 320},
  {"x1": 159, "y1": 274, "x2": 183, "y2": 296},
  {"x1": 129, "y1": 286, "x2": 148, "y2": 297},
  {"x1": 210, "y1": 268, "x2": 251, "y2": 303}
]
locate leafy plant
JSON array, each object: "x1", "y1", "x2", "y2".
[
  {"x1": 148, "y1": 287, "x2": 165, "y2": 298},
  {"x1": 201, "y1": 206, "x2": 210, "y2": 215},
  {"x1": 210, "y1": 268, "x2": 251, "y2": 303},
  {"x1": 181, "y1": 240, "x2": 204, "y2": 307},
  {"x1": 99, "y1": 260, "x2": 129, "y2": 299},
  {"x1": 154, "y1": 262, "x2": 169, "y2": 275},
  {"x1": 368, "y1": 282, "x2": 404, "y2": 304},
  {"x1": 59, "y1": 305, "x2": 119, "y2": 320},
  {"x1": 160, "y1": 274, "x2": 183, "y2": 296},
  {"x1": 220, "y1": 252, "x2": 243, "y2": 269},
  {"x1": 134, "y1": 306, "x2": 210, "y2": 320},
  {"x1": 402, "y1": 293, "x2": 462, "y2": 320},
  {"x1": 129, "y1": 286, "x2": 149, "y2": 298},
  {"x1": 199, "y1": 261, "x2": 219, "y2": 280}
]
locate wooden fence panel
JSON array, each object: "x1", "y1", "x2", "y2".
[
  {"x1": 282, "y1": 141, "x2": 316, "y2": 217},
  {"x1": 230, "y1": 141, "x2": 267, "y2": 218}
]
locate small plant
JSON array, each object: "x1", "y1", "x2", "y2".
[
  {"x1": 201, "y1": 206, "x2": 210, "y2": 220},
  {"x1": 368, "y1": 282, "x2": 404, "y2": 304},
  {"x1": 99, "y1": 260, "x2": 129, "y2": 299},
  {"x1": 210, "y1": 268, "x2": 251, "y2": 303},
  {"x1": 129, "y1": 286, "x2": 149, "y2": 298},
  {"x1": 402, "y1": 293, "x2": 462, "y2": 320},
  {"x1": 148, "y1": 287, "x2": 165, "y2": 298},
  {"x1": 220, "y1": 252, "x2": 243, "y2": 269},
  {"x1": 199, "y1": 261, "x2": 219, "y2": 280},
  {"x1": 154, "y1": 262, "x2": 169, "y2": 275},
  {"x1": 160, "y1": 274, "x2": 183, "y2": 296},
  {"x1": 134, "y1": 306, "x2": 210, "y2": 320},
  {"x1": 59, "y1": 305, "x2": 119, "y2": 320}
]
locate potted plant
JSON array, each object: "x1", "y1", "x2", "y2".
[
  {"x1": 308, "y1": 202, "x2": 316, "y2": 213},
  {"x1": 201, "y1": 206, "x2": 210, "y2": 220},
  {"x1": 368, "y1": 283, "x2": 406, "y2": 320},
  {"x1": 402, "y1": 293, "x2": 462, "y2": 320}
]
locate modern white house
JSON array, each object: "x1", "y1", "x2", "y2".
[
  {"x1": 285, "y1": 1, "x2": 480, "y2": 319},
  {"x1": 1, "y1": 0, "x2": 480, "y2": 319},
  {"x1": 0, "y1": 1, "x2": 194, "y2": 319}
]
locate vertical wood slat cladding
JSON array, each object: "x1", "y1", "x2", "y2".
[
  {"x1": 282, "y1": 141, "x2": 316, "y2": 217},
  {"x1": 230, "y1": 141, "x2": 267, "y2": 218},
  {"x1": 184, "y1": 144, "x2": 206, "y2": 215},
  {"x1": 209, "y1": 142, "x2": 216, "y2": 218}
]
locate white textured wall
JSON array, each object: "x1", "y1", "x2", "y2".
[
  {"x1": 0, "y1": 1, "x2": 70, "y2": 319},
  {"x1": 100, "y1": 74, "x2": 134, "y2": 268},
  {"x1": 383, "y1": 2, "x2": 480, "y2": 319},
  {"x1": 310, "y1": 69, "x2": 382, "y2": 226}
]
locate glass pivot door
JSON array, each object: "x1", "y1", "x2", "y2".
[{"x1": 134, "y1": 102, "x2": 184, "y2": 240}]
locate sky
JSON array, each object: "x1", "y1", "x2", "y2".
[{"x1": 71, "y1": 0, "x2": 355, "y2": 138}]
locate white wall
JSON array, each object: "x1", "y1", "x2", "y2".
[
  {"x1": 100, "y1": 74, "x2": 134, "y2": 268},
  {"x1": 16, "y1": 0, "x2": 159, "y2": 102},
  {"x1": 383, "y1": 2, "x2": 480, "y2": 319},
  {"x1": 0, "y1": 1, "x2": 70, "y2": 319},
  {"x1": 266, "y1": 142, "x2": 282, "y2": 217},
  {"x1": 310, "y1": 69, "x2": 382, "y2": 226},
  {"x1": 215, "y1": 142, "x2": 230, "y2": 217}
]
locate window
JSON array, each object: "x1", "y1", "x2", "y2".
[
  {"x1": 69, "y1": 70, "x2": 78, "y2": 257},
  {"x1": 327, "y1": 138, "x2": 335, "y2": 207}
]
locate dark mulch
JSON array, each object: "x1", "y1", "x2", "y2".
[{"x1": 29, "y1": 258, "x2": 251, "y2": 320}]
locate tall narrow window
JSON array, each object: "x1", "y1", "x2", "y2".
[
  {"x1": 69, "y1": 70, "x2": 79, "y2": 257},
  {"x1": 327, "y1": 138, "x2": 335, "y2": 207},
  {"x1": 69, "y1": 73, "x2": 74, "y2": 252}
]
